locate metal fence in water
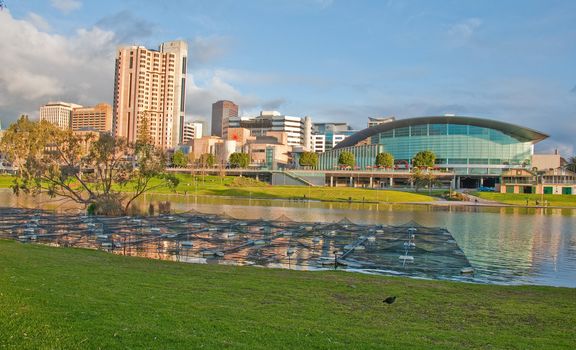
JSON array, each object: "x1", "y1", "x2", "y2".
[{"x1": 0, "y1": 207, "x2": 474, "y2": 281}]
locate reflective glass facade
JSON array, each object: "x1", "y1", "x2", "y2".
[
  {"x1": 317, "y1": 122, "x2": 536, "y2": 175},
  {"x1": 373, "y1": 123, "x2": 532, "y2": 167},
  {"x1": 318, "y1": 144, "x2": 384, "y2": 170}
]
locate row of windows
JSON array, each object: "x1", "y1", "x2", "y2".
[{"x1": 378, "y1": 124, "x2": 519, "y2": 143}]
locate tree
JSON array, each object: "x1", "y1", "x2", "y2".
[
  {"x1": 567, "y1": 156, "x2": 576, "y2": 172},
  {"x1": 412, "y1": 150, "x2": 436, "y2": 168},
  {"x1": 411, "y1": 168, "x2": 439, "y2": 193},
  {"x1": 299, "y1": 151, "x2": 318, "y2": 168},
  {"x1": 137, "y1": 112, "x2": 153, "y2": 145},
  {"x1": 0, "y1": 118, "x2": 178, "y2": 215},
  {"x1": 338, "y1": 151, "x2": 355, "y2": 168},
  {"x1": 375, "y1": 152, "x2": 394, "y2": 168},
  {"x1": 229, "y1": 152, "x2": 250, "y2": 168},
  {"x1": 199, "y1": 153, "x2": 215, "y2": 168},
  {"x1": 172, "y1": 150, "x2": 188, "y2": 168}
]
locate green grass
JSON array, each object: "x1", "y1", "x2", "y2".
[
  {"x1": 165, "y1": 174, "x2": 435, "y2": 203},
  {"x1": 0, "y1": 240, "x2": 574, "y2": 349},
  {"x1": 0, "y1": 174, "x2": 436, "y2": 203},
  {"x1": 0, "y1": 174, "x2": 15, "y2": 188},
  {"x1": 474, "y1": 192, "x2": 576, "y2": 207}
]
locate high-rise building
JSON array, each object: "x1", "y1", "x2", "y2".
[
  {"x1": 211, "y1": 100, "x2": 238, "y2": 137},
  {"x1": 40, "y1": 102, "x2": 83, "y2": 129},
  {"x1": 71, "y1": 103, "x2": 113, "y2": 132},
  {"x1": 228, "y1": 111, "x2": 308, "y2": 147},
  {"x1": 113, "y1": 40, "x2": 188, "y2": 148},
  {"x1": 182, "y1": 121, "x2": 204, "y2": 144}
]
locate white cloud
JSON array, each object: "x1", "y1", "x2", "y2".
[
  {"x1": 188, "y1": 36, "x2": 230, "y2": 66},
  {"x1": 0, "y1": 10, "x2": 267, "y2": 136},
  {"x1": 448, "y1": 18, "x2": 482, "y2": 43},
  {"x1": 50, "y1": 0, "x2": 82, "y2": 14},
  {"x1": 185, "y1": 71, "x2": 262, "y2": 121},
  {"x1": 26, "y1": 12, "x2": 52, "y2": 32},
  {"x1": 0, "y1": 10, "x2": 115, "y2": 122}
]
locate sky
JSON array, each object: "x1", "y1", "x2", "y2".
[{"x1": 0, "y1": 0, "x2": 575, "y2": 155}]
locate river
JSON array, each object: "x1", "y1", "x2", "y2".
[{"x1": 1, "y1": 189, "x2": 575, "y2": 287}]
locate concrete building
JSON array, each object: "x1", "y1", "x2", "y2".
[
  {"x1": 211, "y1": 100, "x2": 238, "y2": 138},
  {"x1": 243, "y1": 131, "x2": 292, "y2": 169},
  {"x1": 368, "y1": 116, "x2": 395, "y2": 128},
  {"x1": 182, "y1": 121, "x2": 204, "y2": 144},
  {"x1": 190, "y1": 136, "x2": 224, "y2": 161},
  {"x1": 499, "y1": 168, "x2": 576, "y2": 195},
  {"x1": 531, "y1": 154, "x2": 561, "y2": 171},
  {"x1": 71, "y1": 103, "x2": 113, "y2": 132},
  {"x1": 113, "y1": 40, "x2": 188, "y2": 148},
  {"x1": 226, "y1": 127, "x2": 252, "y2": 144},
  {"x1": 40, "y1": 102, "x2": 82, "y2": 129},
  {"x1": 228, "y1": 111, "x2": 309, "y2": 147},
  {"x1": 317, "y1": 116, "x2": 548, "y2": 188}
]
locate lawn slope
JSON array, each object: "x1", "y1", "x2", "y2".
[{"x1": 0, "y1": 240, "x2": 574, "y2": 349}]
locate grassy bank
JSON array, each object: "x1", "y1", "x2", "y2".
[
  {"x1": 0, "y1": 174, "x2": 436, "y2": 203},
  {"x1": 474, "y1": 192, "x2": 576, "y2": 207},
  {"x1": 0, "y1": 240, "x2": 574, "y2": 349}
]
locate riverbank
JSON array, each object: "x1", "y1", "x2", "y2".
[
  {"x1": 473, "y1": 191, "x2": 576, "y2": 208},
  {"x1": 2, "y1": 174, "x2": 575, "y2": 209},
  {"x1": 0, "y1": 239, "x2": 574, "y2": 349},
  {"x1": 0, "y1": 174, "x2": 436, "y2": 204}
]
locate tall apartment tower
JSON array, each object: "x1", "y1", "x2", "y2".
[
  {"x1": 113, "y1": 40, "x2": 188, "y2": 148},
  {"x1": 211, "y1": 100, "x2": 238, "y2": 138},
  {"x1": 40, "y1": 101, "x2": 83, "y2": 129}
]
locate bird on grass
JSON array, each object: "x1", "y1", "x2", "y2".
[{"x1": 383, "y1": 296, "x2": 397, "y2": 304}]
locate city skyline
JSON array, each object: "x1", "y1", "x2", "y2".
[{"x1": 0, "y1": 0, "x2": 574, "y2": 155}]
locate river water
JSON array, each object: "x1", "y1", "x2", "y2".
[{"x1": 2, "y1": 189, "x2": 575, "y2": 288}]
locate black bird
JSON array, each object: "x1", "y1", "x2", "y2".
[{"x1": 383, "y1": 296, "x2": 397, "y2": 304}]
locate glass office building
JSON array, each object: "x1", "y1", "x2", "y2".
[{"x1": 318, "y1": 116, "x2": 547, "y2": 184}]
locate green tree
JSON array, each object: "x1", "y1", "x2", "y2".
[
  {"x1": 338, "y1": 151, "x2": 355, "y2": 168},
  {"x1": 299, "y1": 151, "x2": 318, "y2": 168},
  {"x1": 229, "y1": 152, "x2": 250, "y2": 168},
  {"x1": 0, "y1": 119, "x2": 178, "y2": 215},
  {"x1": 567, "y1": 156, "x2": 576, "y2": 172},
  {"x1": 137, "y1": 112, "x2": 153, "y2": 145},
  {"x1": 172, "y1": 150, "x2": 188, "y2": 168},
  {"x1": 411, "y1": 168, "x2": 439, "y2": 193},
  {"x1": 375, "y1": 152, "x2": 394, "y2": 168},
  {"x1": 199, "y1": 153, "x2": 215, "y2": 168},
  {"x1": 412, "y1": 150, "x2": 436, "y2": 168}
]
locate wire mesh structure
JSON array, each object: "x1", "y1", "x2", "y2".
[{"x1": 0, "y1": 207, "x2": 475, "y2": 280}]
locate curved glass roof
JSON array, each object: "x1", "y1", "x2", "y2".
[{"x1": 334, "y1": 116, "x2": 548, "y2": 149}]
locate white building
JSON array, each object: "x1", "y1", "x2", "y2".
[
  {"x1": 40, "y1": 102, "x2": 83, "y2": 129},
  {"x1": 309, "y1": 122, "x2": 356, "y2": 153},
  {"x1": 182, "y1": 121, "x2": 203, "y2": 144},
  {"x1": 228, "y1": 111, "x2": 311, "y2": 147}
]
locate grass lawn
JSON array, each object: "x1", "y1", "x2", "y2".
[
  {"x1": 0, "y1": 174, "x2": 15, "y2": 188},
  {"x1": 0, "y1": 240, "x2": 574, "y2": 349},
  {"x1": 154, "y1": 174, "x2": 436, "y2": 203},
  {"x1": 0, "y1": 174, "x2": 436, "y2": 203},
  {"x1": 474, "y1": 192, "x2": 576, "y2": 207}
]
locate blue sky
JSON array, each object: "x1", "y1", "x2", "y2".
[{"x1": 0, "y1": 0, "x2": 575, "y2": 155}]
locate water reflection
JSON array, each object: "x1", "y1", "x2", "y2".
[
  {"x1": 0, "y1": 189, "x2": 574, "y2": 287},
  {"x1": 0, "y1": 208, "x2": 473, "y2": 282}
]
